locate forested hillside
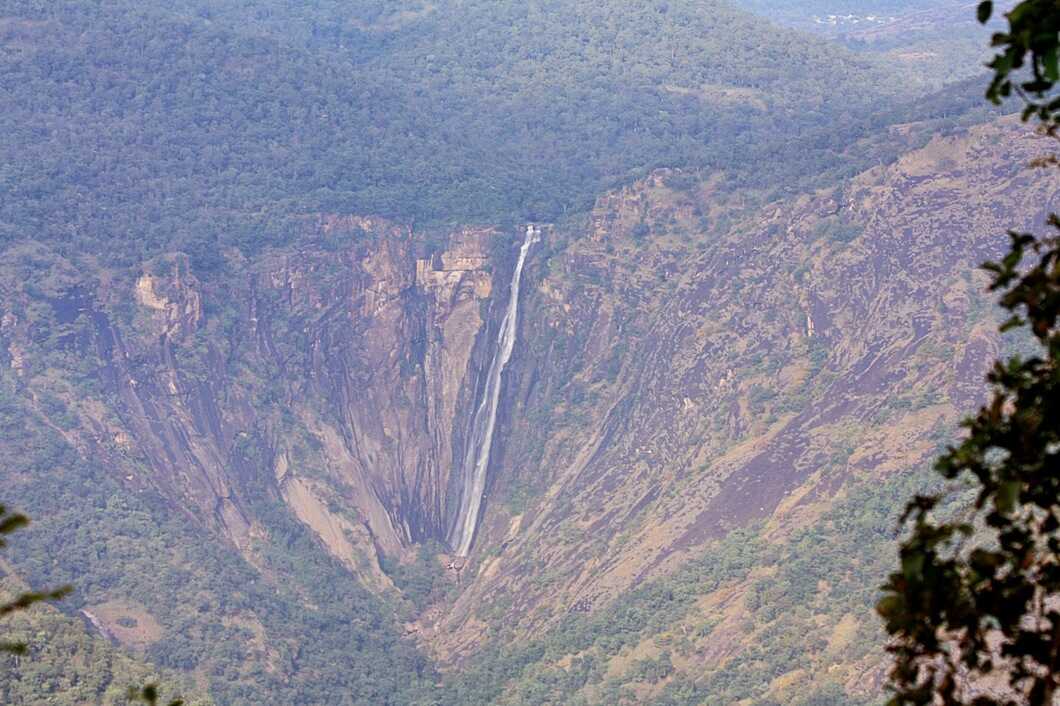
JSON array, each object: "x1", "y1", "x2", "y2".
[
  {"x1": 0, "y1": 378, "x2": 434, "y2": 704},
  {"x1": 1, "y1": 0, "x2": 974, "y2": 268}
]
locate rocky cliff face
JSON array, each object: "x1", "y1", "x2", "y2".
[
  {"x1": 418, "y1": 117, "x2": 1060, "y2": 660},
  {"x1": 0, "y1": 216, "x2": 512, "y2": 589},
  {"x1": 1, "y1": 117, "x2": 1057, "y2": 696}
]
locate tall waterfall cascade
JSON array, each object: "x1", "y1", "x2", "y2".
[{"x1": 448, "y1": 224, "x2": 540, "y2": 557}]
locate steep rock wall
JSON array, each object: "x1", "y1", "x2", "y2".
[
  {"x1": 421, "y1": 118, "x2": 1060, "y2": 659},
  {"x1": 0, "y1": 218, "x2": 509, "y2": 580}
]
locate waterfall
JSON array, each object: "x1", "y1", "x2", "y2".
[{"x1": 449, "y1": 224, "x2": 539, "y2": 557}]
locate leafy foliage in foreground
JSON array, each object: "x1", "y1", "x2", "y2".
[
  {"x1": 981, "y1": 0, "x2": 1060, "y2": 125},
  {"x1": 0, "y1": 505, "x2": 71, "y2": 655},
  {"x1": 880, "y1": 224, "x2": 1060, "y2": 704},
  {"x1": 880, "y1": 2, "x2": 1060, "y2": 704}
]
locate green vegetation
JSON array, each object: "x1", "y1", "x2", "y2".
[
  {"x1": 0, "y1": 504, "x2": 71, "y2": 654},
  {"x1": 881, "y1": 231, "x2": 1060, "y2": 702},
  {"x1": 0, "y1": 0, "x2": 981, "y2": 271},
  {"x1": 440, "y1": 468, "x2": 941, "y2": 705},
  {"x1": 382, "y1": 541, "x2": 451, "y2": 616},
  {"x1": 0, "y1": 1, "x2": 1038, "y2": 704},
  {"x1": 0, "y1": 592, "x2": 204, "y2": 705},
  {"x1": 1, "y1": 488, "x2": 194, "y2": 705}
]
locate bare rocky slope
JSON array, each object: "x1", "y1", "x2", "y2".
[
  {"x1": 428, "y1": 117, "x2": 1060, "y2": 704},
  {"x1": 428, "y1": 117, "x2": 1058, "y2": 647},
  {"x1": 1, "y1": 117, "x2": 1057, "y2": 703}
]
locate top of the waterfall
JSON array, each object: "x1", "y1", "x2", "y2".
[{"x1": 525, "y1": 223, "x2": 544, "y2": 244}]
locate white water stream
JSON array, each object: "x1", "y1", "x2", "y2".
[{"x1": 449, "y1": 224, "x2": 539, "y2": 556}]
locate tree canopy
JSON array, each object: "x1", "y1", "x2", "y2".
[
  {"x1": 879, "y1": 2, "x2": 1060, "y2": 704},
  {"x1": 0, "y1": 505, "x2": 70, "y2": 654},
  {"x1": 0, "y1": 0, "x2": 953, "y2": 271}
]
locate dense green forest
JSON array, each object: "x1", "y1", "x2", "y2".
[
  {"x1": 0, "y1": 585, "x2": 206, "y2": 706},
  {"x1": 0, "y1": 0, "x2": 990, "y2": 271}
]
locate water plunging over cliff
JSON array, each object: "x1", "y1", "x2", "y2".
[{"x1": 448, "y1": 225, "x2": 539, "y2": 556}]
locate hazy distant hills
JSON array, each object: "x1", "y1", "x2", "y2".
[
  {"x1": 733, "y1": 0, "x2": 1002, "y2": 88},
  {"x1": 734, "y1": 0, "x2": 975, "y2": 27}
]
